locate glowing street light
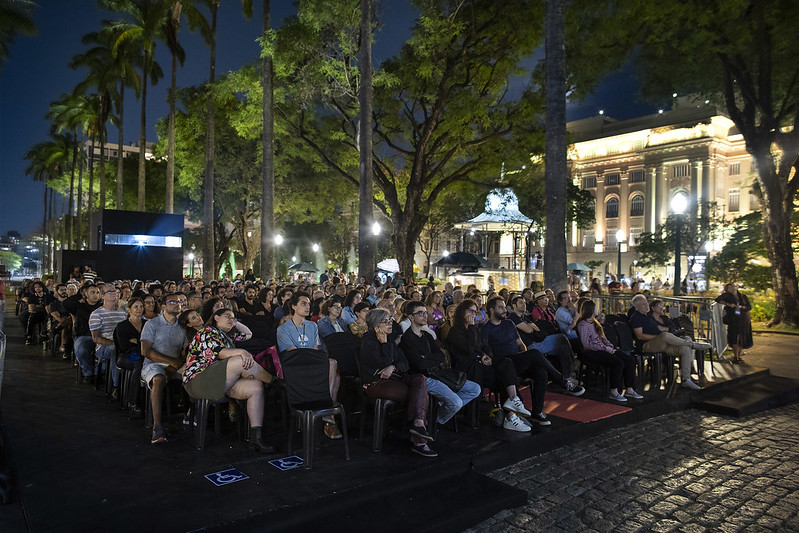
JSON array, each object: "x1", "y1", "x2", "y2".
[
  {"x1": 615, "y1": 229, "x2": 626, "y2": 279},
  {"x1": 312, "y1": 243, "x2": 319, "y2": 253},
  {"x1": 671, "y1": 192, "x2": 688, "y2": 296},
  {"x1": 372, "y1": 222, "x2": 381, "y2": 236},
  {"x1": 274, "y1": 234, "x2": 283, "y2": 246}
]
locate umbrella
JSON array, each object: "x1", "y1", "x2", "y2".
[
  {"x1": 435, "y1": 251, "x2": 490, "y2": 269},
  {"x1": 567, "y1": 262, "x2": 592, "y2": 271},
  {"x1": 377, "y1": 258, "x2": 400, "y2": 273},
  {"x1": 288, "y1": 262, "x2": 318, "y2": 272}
]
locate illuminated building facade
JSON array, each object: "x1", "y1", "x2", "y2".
[{"x1": 566, "y1": 97, "x2": 760, "y2": 283}]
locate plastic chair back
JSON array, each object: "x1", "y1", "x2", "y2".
[
  {"x1": 279, "y1": 348, "x2": 333, "y2": 410},
  {"x1": 613, "y1": 321, "x2": 635, "y2": 355},
  {"x1": 324, "y1": 332, "x2": 359, "y2": 377},
  {"x1": 604, "y1": 322, "x2": 620, "y2": 349}
]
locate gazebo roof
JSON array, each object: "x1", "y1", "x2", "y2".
[{"x1": 453, "y1": 188, "x2": 534, "y2": 232}]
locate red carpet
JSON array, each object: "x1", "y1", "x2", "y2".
[{"x1": 519, "y1": 389, "x2": 632, "y2": 423}]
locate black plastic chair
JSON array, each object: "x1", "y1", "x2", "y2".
[
  {"x1": 323, "y1": 332, "x2": 360, "y2": 378},
  {"x1": 354, "y1": 344, "x2": 399, "y2": 452},
  {"x1": 280, "y1": 348, "x2": 350, "y2": 469},
  {"x1": 614, "y1": 320, "x2": 665, "y2": 390}
]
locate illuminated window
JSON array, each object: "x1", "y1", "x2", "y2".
[
  {"x1": 629, "y1": 228, "x2": 643, "y2": 246},
  {"x1": 630, "y1": 194, "x2": 645, "y2": 217},
  {"x1": 629, "y1": 169, "x2": 645, "y2": 183},
  {"x1": 605, "y1": 173, "x2": 620, "y2": 186},
  {"x1": 729, "y1": 162, "x2": 741, "y2": 175},
  {"x1": 582, "y1": 176, "x2": 596, "y2": 189},
  {"x1": 672, "y1": 164, "x2": 690, "y2": 178},
  {"x1": 606, "y1": 197, "x2": 619, "y2": 218},
  {"x1": 104, "y1": 234, "x2": 183, "y2": 248},
  {"x1": 729, "y1": 188, "x2": 740, "y2": 212}
]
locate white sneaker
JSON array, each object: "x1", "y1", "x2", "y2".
[
  {"x1": 681, "y1": 378, "x2": 702, "y2": 390},
  {"x1": 608, "y1": 391, "x2": 627, "y2": 402},
  {"x1": 502, "y1": 396, "x2": 531, "y2": 417},
  {"x1": 502, "y1": 413, "x2": 532, "y2": 432}
]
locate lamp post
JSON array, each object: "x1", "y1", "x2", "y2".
[
  {"x1": 372, "y1": 222, "x2": 381, "y2": 279},
  {"x1": 615, "y1": 229, "x2": 625, "y2": 280},
  {"x1": 671, "y1": 192, "x2": 688, "y2": 296},
  {"x1": 188, "y1": 253, "x2": 194, "y2": 278}
]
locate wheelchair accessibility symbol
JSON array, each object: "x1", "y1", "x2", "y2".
[
  {"x1": 268, "y1": 455, "x2": 304, "y2": 471},
  {"x1": 205, "y1": 468, "x2": 249, "y2": 487}
]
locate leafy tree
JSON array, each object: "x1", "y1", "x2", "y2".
[
  {"x1": 635, "y1": 202, "x2": 726, "y2": 276},
  {"x1": 0, "y1": 0, "x2": 37, "y2": 68},
  {"x1": 271, "y1": 0, "x2": 546, "y2": 277},
  {"x1": 0, "y1": 250, "x2": 23, "y2": 272},
  {"x1": 633, "y1": 0, "x2": 799, "y2": 326}
]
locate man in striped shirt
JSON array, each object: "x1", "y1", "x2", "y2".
[{"x1": 89, "y1": 284, "x2": 127, "y2": 399}]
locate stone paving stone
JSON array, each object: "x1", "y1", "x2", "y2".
[{"x1": 471, "y1": 404, "x2": 799, "y2": 532}]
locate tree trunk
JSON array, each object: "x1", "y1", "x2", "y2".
[
  {"x1": 543, "y1": 0, "x2": 567, "y2": 293},
  {"x1": 49, "y1": 187, "x2": 55, "y2": 272},
  {"x1": 392, "y1": 212, "x2": 423, "y2": 282},
  {"x1": 99, "y1": 133, "x2": 106, "y2": 213},
  {"x1": 87, "y1": 141, "x2": 95, "y2": 248},
  {"x1": 42, "y1": 185, "x2": 47, "y2": 274},
  {"x1": 116, "y1": 80, "x2": 125, "y2": 209},
  {"x1": 138, "y1": 51, "x2": 149, "y2": 212},
  {"x1": 357, "y1": 0, "x2": 374, "y2": 281},
  {"x1": 76, "y1": 135, "x2": 84, "y2": 248},
  {"x1": 166, "y1": 46, "x2": 177, "y2": 213},
  {"x1": 60, "y1": 194, "x2": 67, "y2": 256},
  {"x1": 202, "y1": 2, "x2": 218, "y2": 282},
  {"x1": 260, "y1": 0, "x2": 275, "y2": 281},
  {"x1": 68, "y1": 135, "x2": 77, "y2": 249}
]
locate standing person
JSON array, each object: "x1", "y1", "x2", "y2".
[
  {"x1": 65, "y1": 284, "x2": 103, "y2": 381},
  {"x1": 277, "y1": 292, "x2": 342, "y2": 440},
  {"x1": 89, "y1": 284, "x2": 128, "y2": 399},
  {"x1": 715, "y1": 283, "x2": 753, "y2": 364},
  {"x1": 400, "y1": 301, "x2": 481, "y2": 428},
  {"x1": 140, "y1": 292, "x2": 188, "y2": 444}
]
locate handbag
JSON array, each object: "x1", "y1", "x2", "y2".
[{"x1": 426, "y1": 365, "x2": 467, "y2": 392}]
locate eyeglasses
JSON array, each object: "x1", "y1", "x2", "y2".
[
  {"x1": 220, "y1": 314, "x2": 236, "y2": 320},
  {"x1": 380, "y1": 319, "x2": 392, "y2": 325},
  {"x1": 331, "y1": 304, "x2": 342, "y2": 309},
  {"x1": 413, "y1": 310, "x2": 428, "y2": 316},
  {"x1": 166, "y1": 300, "x2": 185, "y2": 306},
  {"x1": 104, "y1": 290, "x2": 117, "y2": 295}
]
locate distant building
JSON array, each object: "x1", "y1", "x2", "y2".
[
  {"x1": 85, "y1": 140, "x2": 156, "y2": 162},
  {"x1": 566, "y1": 96, "x2": 759, "y2": 283}
]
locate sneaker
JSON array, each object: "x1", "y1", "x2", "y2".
[
  {"x1": 502, "y1": 396, "x2": 531, "y2": 417},
  {"x1": 502, "y1": 413, "x2": 532, "y2": 432},
  {"x1": 563, "y1": 377, "x2": 585, "y2": 397},
  {"x1": 25, "y1": 338, "x2": 33, "y2": 346},
  {"x1": 531, "y1": 412, "x2": 551, "y2": 426},
  {"x1": 409, "y1": 424, "x2": 434, "y2": 441},
  {"x1": 691, "y1": 341, "x2": 711, "y2": 351},
  {"x1": 625, "y1": 390, "x2": 644, "y2": 400},
  {"x1": 324, "y1": 422, "x2": 343, "y2": 440},
  {"x1": 151, "y1": 425, "x2": 167, "y2": 444},
  {"x1": 182, "y1": 414, "x2": 197, "y2": 426},
  {"x1": 111, "y1": 387, "x2": 120, "y2": 401},
  {"x1": 411, "y1": 444, "x2": 438, "y2": 458},
  {"x1": 681, "y1": 378, "x2": 702, "y2": 390},
  {"x1": 608, "y1": 391, "x2": 627, "y2": 402}
]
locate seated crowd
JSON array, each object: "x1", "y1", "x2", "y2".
[{"x1": 14, "y1": 269, "x2": 710, "y2": 459}]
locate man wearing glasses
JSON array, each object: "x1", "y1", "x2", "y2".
[
  {"x1": 141, "y1": 292, "x2": 188, "y2": 444},
  {"x1": 89, "y1": 284, "x2": 128, "y2": 399}
]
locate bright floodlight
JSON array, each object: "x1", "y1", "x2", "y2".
[
  {"x1": 372, "y1": 222, "x2": 381, "y2": 236},
  {"x1": 312, "y1": 243, "x2": 319, "y2": 252},
  {"x1": 442, "y1": 250, "x2": 449, "y2": 256},
  {"x1": 616, "y1": 229, "x2": 625, "y2": 244},
  {"x1": 671, "y1": 192, "x2": 688, "y2": 214},
  {"x1": 274, "y1": 234, "x2": 283, "y2": 245},
  {"x1": 291, "y1": 256, "x2": 297, "y2": 262},
  {"x1": 188, "y1": 253, "x2": 194, "y2": 260},
  {"x1": 705, "y1": 241, "x2": 714, "y2": 253}
]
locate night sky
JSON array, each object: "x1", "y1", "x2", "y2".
[{"x1": 0, "y1": 0, "x2": 656, "y2": 238}]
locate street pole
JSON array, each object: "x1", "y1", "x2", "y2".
[{"x1": 674, "y1": 215, "x2": 682, "y2": 297}]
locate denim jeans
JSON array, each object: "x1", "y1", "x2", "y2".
[
  {"x1": 95, "y1": 344, "x2": 119, "y2": 387},
  {"x1": 425, "y1": 376, "x2": 482, "y2": 425},
  {"x1": 530, "y1": 333, "x2": 576, "y2": 378},
  {"x1": 74, "y1": 335, "x2": 95, "y2": 377}
]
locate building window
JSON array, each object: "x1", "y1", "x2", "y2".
[
  {"x1": 729, "y1": 162, "x2": 741, "y2": 175},
  {"x1": 605, "y1": 173, "x2": 620, "y2": 186},
  {"x1": 672, "y1": 164, "x2": 690, "y2": 178},
  {"x1": 629, "y1": 228, "x2": 643, "y2": 247},
  {"x1": 629, "y1": 169, "x2": 645, "y2": 183},
  {"x1": 749, "y1": 191, "x2": 761, "y2": 210},
  {"x1": 729, "y1": 188, "x2": 740, "y2": 212},
  {"x1": 582, "y1": 176, "x2": 596, "y2": 189},
  {"x1": 605, "y1": 230, "x2": 618, "y2": 251},
  {"x1": 582, "y1": 230, "x2": 595, "y2": 249},
  {"x1": 630, "y1": 194, "x2": 645, "y2": 217},
  {"x1": 605, "y1": 197, "x2": 619, "y2": 218}
]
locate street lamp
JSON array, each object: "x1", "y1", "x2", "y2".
[
  {"x1": 274, "y1": 234, "x2": 283, "y2": 246},
  {"x1": 372, "y1": 222, "x2": 381, "y2": 236},
  {"x1": 188, "y1": 252, "x2": 195, "y2": 277},
  {"x1": 671, "y1": 192, "x2": 688, "y2": 296},
  {"x1": 615, "y1": 229, "x2": 625, "y2": 280},
  {"x1": 312, "y1": 243, "x2": 319, "y2": 253}
]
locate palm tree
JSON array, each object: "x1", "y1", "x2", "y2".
[
  {"x1": 163, "y1": 1, "x2": 211, "y2": 213},
  {"x1": 0, "y1": 0, "x2": 37, "y2": 69},
  {"x1": 259, "y1": 0, "x2": 275, "y2": 281},
  {"x1": 102, "y1": 0, "x2": 169, "y2": 211}
]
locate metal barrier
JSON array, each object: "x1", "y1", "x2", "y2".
[{"x1": 0, "y1": 330, "x2": 5, "y2": 401}]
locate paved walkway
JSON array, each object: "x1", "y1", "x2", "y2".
[{"x1": 467, "y1": 404, "x2": 799, "y2": 532}]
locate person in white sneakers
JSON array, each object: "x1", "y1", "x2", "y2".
[{"x1": 628, "y1": 294, "x2": 710, "y2": 390}]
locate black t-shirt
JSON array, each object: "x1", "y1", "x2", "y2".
[
  {"x1": 239, "y1": 299, "x2": 266, "y2": 316},
  {"x1": 628, "y1": 310, "x2": 660, "y2": 336},
  {"x1": 481, "y1": 319, "x2": 521, "y2": 357},
  {"x1": 66, "y1": 300, "x2": 102, "y2": 336},
  {"x1": 507, "y1": 312, "x2": 534, "y2": 346},
  {"x1": 24, "y1": 292, "x2": 53, "y2": 312},
  {"x1": 399, "y1": 328, "x2": 444, "y2": 373}
]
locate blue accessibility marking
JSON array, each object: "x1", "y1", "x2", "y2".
[
  {"x1": 269, "y1": 455, "x2": 304, "y2": 471},
  {"x1": 205, "y1": 468, "x2": 249, "y2": 487}
]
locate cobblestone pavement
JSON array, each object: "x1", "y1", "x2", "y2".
[{"x1": 468, "y1": 404, "x2": 799, "y2": 532}]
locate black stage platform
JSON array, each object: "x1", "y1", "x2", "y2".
[{"x1": 0, "y1": 313, "x2": 779, "y2": 533}]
